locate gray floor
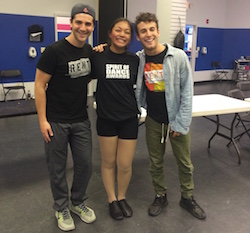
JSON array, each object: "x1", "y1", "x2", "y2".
[{"x1": 1, "y1": 81, "x2": 250, "y2": 233}]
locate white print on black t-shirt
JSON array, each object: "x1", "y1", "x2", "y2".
[
  {"x1": 144, "y1": 70, "x2": 163, "y2": 83},
  {"x1": 68, "y1": 58, "x2": 91, "y2": 78},
  {"x1": 106, "y1": 64, "x2": 130, "y2": 79}
]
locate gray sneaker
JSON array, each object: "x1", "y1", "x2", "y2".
[
  {"x1": 55, "y1": 207, "x2": 75, "y2": 231},
  {"x1": 70, "y1": 202, "x2": 96, "y2": 223}
]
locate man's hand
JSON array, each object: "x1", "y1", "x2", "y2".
[
  {"x1": 40, "y1": 120, "x2": 53, "y2": 143},
  {"x1": 93, "y1": 43, "x2": 108, "y2": 52},
  {"x1": 170, "y1": 130, "x2": 181, "y2": 138}
]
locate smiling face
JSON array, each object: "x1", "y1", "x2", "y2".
[
  {"x1": 136, "y1": 21, "x2": 161, "y2": 56},
  {"x1": 109, "y1": 20, "x2": 132, "y2": 54},
  {"x1": 68, "y1": 13, "x2": 95, "y2": 47}
]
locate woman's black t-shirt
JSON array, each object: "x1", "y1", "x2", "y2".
[{"x1": 92, "y1": 48, "x2": 139, "y2": 121}]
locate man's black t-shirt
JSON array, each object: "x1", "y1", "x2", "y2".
[
  {"x1": 36, "y1": 39, "x2": 93, "y2": 123},
  {"x1": 92, "y1": 48, "x2": 139, "y2": 121},
  {"x1": 145, "y1": 46, "x2": 169, "y2": 123}
]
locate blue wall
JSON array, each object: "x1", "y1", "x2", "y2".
[
  {"x1": 1, "y1": 13, "x2": 250, "y2": 80},
  {"x1": 129, "y1": 26, "x2": 250, "y2": 72},
  {"x1": 222, "y1": 29, "x2": 250, "y2": 68},
  {"x1": 0, "y1": 13, "x2": 55, "y2": 82},
  {"x1": 128, "y1": 24, "x2": 143, "y2": 53},
  {"x1": 196, "y1": 27, "x2": 250, "y2": 71},
  {"x1": 0, "y1": 13, "x2": 98, "y2": 83}
]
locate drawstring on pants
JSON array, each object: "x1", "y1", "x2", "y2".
[{"x1": 160, "y1": 123, "x2": 170, "y2": 144}]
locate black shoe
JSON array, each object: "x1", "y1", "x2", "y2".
[
  {"x1": 179, "y1": 196, "x2": 206, "y2": 220},
  {"x1": 118, "y1": 199, "x2": 133, "y2": 217},
  {"x1": 109, "y1": 201, "x2": 124, "y2": 220},
  {"x1": 148, "y1": 194, "x2": 168, "y2": 216}
]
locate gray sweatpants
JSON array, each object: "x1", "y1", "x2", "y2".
[{"x1": 45, "y1": 120, "x2": 92, "y2": 211}]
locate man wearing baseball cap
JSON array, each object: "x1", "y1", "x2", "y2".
[{"x1": 35, "y1": 3, "x2": 96, "y2": 231}]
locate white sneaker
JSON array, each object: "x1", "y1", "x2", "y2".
[
  {"x1": 55, "y1": 207, "x2": 75, "y2": 231},
  {"x1": 70, "y1": 202, "x2": 96, "y2": 223}
]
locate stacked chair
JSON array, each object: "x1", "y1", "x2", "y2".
[{"x1": 228, "y1": 83, "x2": 250, "y2": 141}]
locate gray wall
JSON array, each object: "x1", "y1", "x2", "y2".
[{"x1": 0, "y1": 0, "x2": 98, "y2": 17}]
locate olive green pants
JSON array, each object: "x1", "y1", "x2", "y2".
[{"x1": 145, "y1": 116, "x2": 194, "y2": 199}]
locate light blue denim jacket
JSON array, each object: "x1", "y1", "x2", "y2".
[{"x1": 136, "y1": 43, "x2": 193, "y2": 135}]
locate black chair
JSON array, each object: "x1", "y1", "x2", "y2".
[
  {"x1": 0, "y1": 69, "x2": 26, "y2": 101},
  {"x1": 228, "y1": 88, "x2": 250, "y2": 140},
  {"x1": 212, "y1": 61, "x2": 229, "y2": 80}
]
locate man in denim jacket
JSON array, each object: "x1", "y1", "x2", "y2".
[{"x1": 135, "y1": 12, "x2": 206, "y2": 220}]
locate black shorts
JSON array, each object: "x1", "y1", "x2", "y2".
[{"x1": 97, "y1": 116, "x2": 139, "y2": 139}]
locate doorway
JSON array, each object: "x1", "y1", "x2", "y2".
[{"x1": 184, "y1": 24, "x2": 197, "y2": 80}]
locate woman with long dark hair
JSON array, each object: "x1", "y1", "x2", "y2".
[{"x1": 92, "y1": 18, "x2": 139, "y2": 220}]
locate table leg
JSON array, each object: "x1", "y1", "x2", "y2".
[
  {"x1": 227, "y1": 114, "x2": 241, "y2": 164},
  {"x1": 207, "y1": 114, "x2": 241, "y2": 164},
  {"x1": 232, "y1": 114, "x2": 250, "y2": 140}
]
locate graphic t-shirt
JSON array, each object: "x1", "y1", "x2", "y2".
[
  {"x1": 144, "y1": 46, "x2": 168, "y2": 123},
  {"x1": 36, "y1": 39, "x2": 93, "y2": 123},
  {"x1": 92, "y1": 48, "x2": 139, "y2": 121}
]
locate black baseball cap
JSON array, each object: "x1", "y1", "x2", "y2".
[{"x1": 71, "y1": 3, "x2": 95, "y2": 21}]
